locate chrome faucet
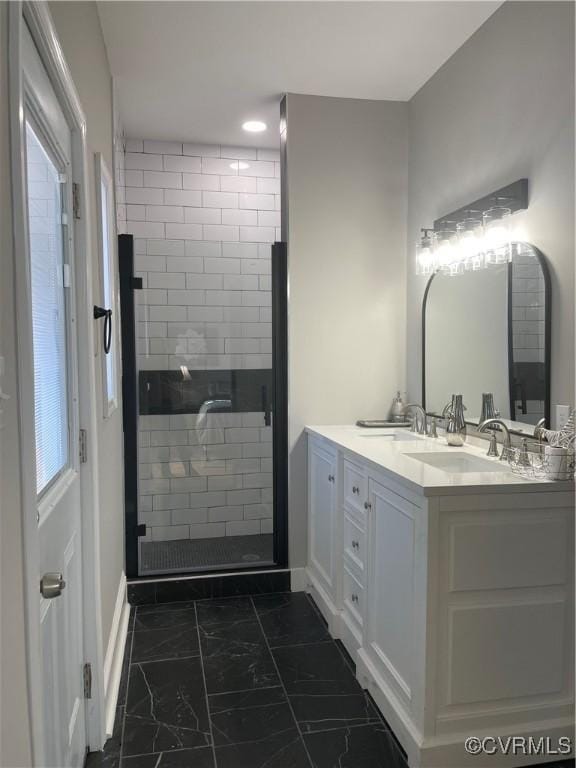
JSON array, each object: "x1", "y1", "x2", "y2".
[
  {"x1": 405, "y1": 403, "x2": 427, "y2": 435},
  {"x1": 533, "y1": 417, "x2": 547, "y2": 441},
  {"x1": 478, "y1": 418, "x2": 512, "y2": 461}
]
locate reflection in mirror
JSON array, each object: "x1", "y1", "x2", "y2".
[{"x1": 423, "y1": 242, "x2": 550, "y2": 434}]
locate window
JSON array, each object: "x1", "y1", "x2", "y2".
[
  {"x1": 95, "y1": 154, "x2": 118, "y2": 417},
  {"x1": 26, "y1": 121, "x2": 70, "y2": 494}
]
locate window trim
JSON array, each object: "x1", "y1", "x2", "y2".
[
  {"x1": 94, "y1": 153, "x2": 119, "y2": 418},
  {"x1": 24, "y1": 113, "x2": 75, "y2": 499}
]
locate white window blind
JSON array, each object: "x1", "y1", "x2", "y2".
[{"x1": 26, "y1": 122, "x2": 69, "y2": 494}]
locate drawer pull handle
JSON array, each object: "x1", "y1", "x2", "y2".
[
  {"x1": 364, "y1": 501, "x2": 371, "y2": 510},
  {"x1": 352, "y1": 485, "x2": 359, "y2": 494},
  {"x1": 351, "y1": 540, "x2": 359, "y2": 549},
  {"x1": 351, "y1": 594, "x2": 359, "y2": 603}
]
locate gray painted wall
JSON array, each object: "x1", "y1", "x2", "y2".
[
  {"x1": 285, "y1": 94, "x2": 408, "y2": 567},
  {"x1": 50, "y1": 1, "x2": 125, "y2": 648},
  {"x1": 407, "y1": 0, "x2": 575, "y2": 419}
]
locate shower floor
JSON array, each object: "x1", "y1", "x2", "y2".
[{"x1": 140, "y1": 533, "x2": 274, "y2": 574}]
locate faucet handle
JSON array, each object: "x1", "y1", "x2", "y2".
[{"x1": 487, "y1": 432, "x2": 499, "y2": 457}]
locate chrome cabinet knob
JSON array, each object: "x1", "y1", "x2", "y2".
[
  {"x1": 351, "y1": 540, "x2": 359, "y2": 549},
  {"x1": 40, "y1": 572, "x2": 66, "y2": 599},
  {"x1": 352, "y1": 485, "x2": 359, "y2": 494},
  {"x1": 351, "y1": 594, "x2": 359, "y2": 603},
  {"x1": 364, "y1": 501, "x2": 371, "y2": 510},
  {"x1": 328, "y1": 474, "x2": 335, "y2": 483}
]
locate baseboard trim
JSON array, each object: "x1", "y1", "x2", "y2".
[
  {"x1": 290, "y1": 567, "x2": 307, "y2": 592},
  {"x1": 103, "y1": 573, "x2": 129, "y2": 737},
  {"x1": 305, "y1": 568, "x2": 341, "y2": 636},
  {"x1": 127, "y1": 569, "x2": 291, "y2": 605}
]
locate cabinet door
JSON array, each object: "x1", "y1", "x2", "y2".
[
  {"x1": 365, "y1": 479, "x2": 416, "y2": 708},
  {"x1": 308, "y1": 441, "x2": 337, "y2": 598}
]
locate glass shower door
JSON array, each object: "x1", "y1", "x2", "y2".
[{"x1": 132, "y1": 241, "x2": 279, "y2": 575}]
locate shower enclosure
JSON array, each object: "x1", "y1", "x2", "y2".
[{"x1": 118, "y1": 141, "x2": 287, "y2": 577}]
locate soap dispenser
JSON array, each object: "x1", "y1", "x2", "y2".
[{"x1": 389, "y1": 391, "x2": 406, "y2": 423}]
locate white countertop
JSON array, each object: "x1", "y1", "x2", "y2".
[{"x1": 305, "y1": 424, "x2": 574, "y2": 497}]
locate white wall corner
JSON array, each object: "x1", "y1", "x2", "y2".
[{"x1": 103, "y1": 572, "x2": 129, "y2": 737}]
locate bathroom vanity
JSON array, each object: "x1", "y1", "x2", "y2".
[{"x1": 305, "y1": 425, "x2": 574, "y2": 767}]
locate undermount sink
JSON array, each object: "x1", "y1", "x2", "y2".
[
  {"x1": 358, "y1": 431, "x2": 421, "y2": 442},
  {"x1": 404, "y1": 451, "x2": 504, "y2": 473}
]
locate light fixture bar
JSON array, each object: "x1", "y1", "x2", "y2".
[{"x1": 433, "y1": 178, "x2": 528, "y2": 231}]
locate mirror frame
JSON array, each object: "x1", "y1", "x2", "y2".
[{"x1": 422, "y1": 241, "x2": 551, "y2": 434}]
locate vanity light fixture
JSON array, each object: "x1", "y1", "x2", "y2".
[
  {"x1": 415, "y1": 179, "x2": 528, "y2": 277},
  {"x1": 242, "y1": 120, "x2": 267, "y2": 133},
  {"x1": 433, "y1": 227, "x2": 461, "y2": 276},
  {"x1": 482, "y1": 205, "x2": 512, "y2": 264},
  {"x1": 415, "y1": 228, "x2": 436, "y2": 275},
  {"x1": 456, "y1": 216, "x2": 484, "y2": 271}
]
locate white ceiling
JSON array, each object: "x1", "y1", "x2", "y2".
[{"x1": 98, "y1": 1, "x2": 502, "y2": 148}]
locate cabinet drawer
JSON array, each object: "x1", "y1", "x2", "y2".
[
  {"x1": 343, "y1": 512, "x2": 366, "y2": 577},
  {"x1": 344, "y1": 460, "x2": 367, "y2": 514},
  {"x1": 343, "y1": 564, "x2": 364, "y2": 629}
]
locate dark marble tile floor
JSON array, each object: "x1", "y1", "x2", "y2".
[{"x1": 87, "y1": 592, "x2": 575, "y2": 768}]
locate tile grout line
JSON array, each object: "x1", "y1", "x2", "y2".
[
  {"x1": 268, "y1": 638, "x2": 334, "y2": 651},
  {"x1": 250, "y1": 596, "x2": 315, "y2": 768},
  {"x1": 119, "y1": 606, "x2": 137, "y2": 765},
  {"x1": 194, "y1": 600, "x2": 218, "y2": 768},
  {"x1": 131, "y1": 652, "x2": 202, "y2": 665}
]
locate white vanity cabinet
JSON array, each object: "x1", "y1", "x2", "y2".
[
  {"x1": 362, "y1": 478, "x2": 421, "y2": 717},
  {"x1": 305, "y1": 427, "x2": 575, "y2": 768},
  {"x1": 306, "y1": 437, "x2": 339, "y2": 628}
]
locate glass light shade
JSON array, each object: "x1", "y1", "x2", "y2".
[
  {"x1": 433, "y1": 228, "x2": 462, "y2": 276},
  {"x1": 483, "y1": 206, "x2": 512, "y2": 264},
  {"x1": 415, "y1": 231, "x2": 436, "y2": 275},
  {"x1": 457, "y1": 217, "x2": 485, "y2": 271}
]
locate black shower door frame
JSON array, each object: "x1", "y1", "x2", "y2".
[{"x1": 119, "y1": 235, "x2": 289, "y2": 579}]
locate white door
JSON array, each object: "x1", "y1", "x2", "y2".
[{"x1": 22, "y1": 22, "x2": 86, "y2": 768}]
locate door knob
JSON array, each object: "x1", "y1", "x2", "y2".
[{"x1": 40, "y1": 572, "x2": 66, "y2": 599}]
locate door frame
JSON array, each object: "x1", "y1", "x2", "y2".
[{"x1": 8, "y1": 1, "x2": 105, "y2": 761}]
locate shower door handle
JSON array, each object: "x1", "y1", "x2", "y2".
[{"x1": 262, "y1": 385, "x2": 272, "y2": 426}]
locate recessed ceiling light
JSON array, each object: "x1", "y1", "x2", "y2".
[
  {"x1": 242, "y1": 120, "x2": 267, "y2": 133},
  {"x1": 230, "y1": 161, "x2": 250, "y2": 171}
]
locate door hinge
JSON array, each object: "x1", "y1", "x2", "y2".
[
  {"x1": 83, "y1": 662, "x2": 92, "y2": 699},
  {"x1": 72, "y1": 183, "x2": 81, "y2": 220},
  {"x1": 137, "y1": 523, "x2": 147, "y2": 537},
  {"x1": 79, "y1": 429, "x2": 88, "y2": 464}
]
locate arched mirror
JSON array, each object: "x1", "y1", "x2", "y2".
[{"x1": 423, "y1": 242, "x2": 551, "y2": 434}]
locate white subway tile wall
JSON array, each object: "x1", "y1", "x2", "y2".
[
  {"x1": 115, "y1": 132, "x2": 126, "y2": 235},
  {"x1": 511, "y1": 249, "x2": 546, "y2": 424},
  {"x1": 511, "y1": 253, "x2": 545, "y2": 363},
  {"x1": 122, "y1": 140, "x2": 280, "y2": 542},
  {"x1": 138, "y1": 413, "x2": 273, "y2": 540}
]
